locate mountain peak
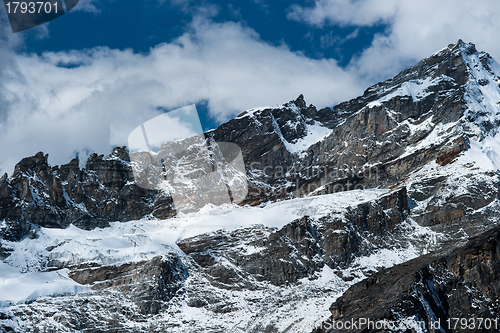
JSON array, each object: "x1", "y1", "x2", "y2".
[
  {"x1": 456, "y1": 39, "x2": 478, "y2": 55},
  {"x1": 291, "y1": 94, "x2": 306, "y2": 108},
  {"x1": 446, "y1": 39, "x2": 476, "y2": 54}
]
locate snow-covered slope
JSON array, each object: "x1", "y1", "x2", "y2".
[
  {"x1": 3, "y1": 189, "x2": 387, "y2": 273},
  {"x1": 1, "y1": 188, "x2": 440, "y2": 332},
  {"x1": 0, "y1": 263, "x2": 90, "y2": 307}
]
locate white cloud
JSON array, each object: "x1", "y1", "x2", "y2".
[
  {"x1": 70, "y1": 0, "x2": 100, "y2": 13},
  {"x1": 288, "y1": 0, "x2": 399, "y2": 27},
  {"x1": 289, "y1": 0, "x2": 500, "y2": 82},
  {"x1": 0, "y1": 16, "x2": 24, "y2": 122},
  {"x1": 0, "y1": 18, "x2": 366, "y2": 175},
  {"x1": 320, "y1": 28, "x2": 359, "y2": 49}
]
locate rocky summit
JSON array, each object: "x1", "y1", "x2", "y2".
[{"x1": 2, "y1": 40, "x2": 500, "y2": 332}]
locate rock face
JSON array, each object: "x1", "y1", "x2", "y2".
[
  {"x1": 69, "y1": 253, "x2": 188, "y2": 315},
  {"x1": 176, "y1": 187, "x2": 409, "y2": 287},
  {"x1": 210, "y1": 94, "x2": 336, "y2": 172},
  {"x1": 1, "y1": 253, "x2": 189, "y2": 332},
  {"x1": 0, "y1": 147, "x2": 169, "y2": 240},
  {"x1": 2, "y1": 40, "x2": 500, "y2": 333},
  {"x1": 208, "y1": 94, "x2": 338, "y2": 205},
  {"x1": 313, "y1": 224, "x2": 500, "y2": 333}
]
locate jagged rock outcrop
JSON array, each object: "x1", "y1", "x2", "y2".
[
  {"x1": 319, "y1": 187, "x2": 409, "y2": 269},
  {"x1": 3, "y1": 41, "x2": 497, "y2": 239},
  {"x1": 69, "y1": 252, "x2": 188, "y2": 315},
  {"x1": 313, "y1": 224, "x2": 500, "y2": 333},
  {"x1": 208, "y1": 94, "x2": 338, "y2": 205},
  {"x1": 177, "y1": 216, "x2": 324, "y2": 286},
  {"x1": 0, "y1": 147, "x2": 168, "y2": 240},
  {"x1": 2, "y1": 42, "x2": 500, "y2": 241}
]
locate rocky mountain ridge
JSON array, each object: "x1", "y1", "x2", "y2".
[
  {"x1": 2, "y1": 40, "x2": 500, "y2": 332},
  {"x1": 0, "y1": 94, "x2": 335, "y2": 241}
]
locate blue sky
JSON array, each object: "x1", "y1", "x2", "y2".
[
  {"x1": 1, "y1": 0, "x2": 500, "y2": 173},
  {"x1": 21, "y1": 0, "x2": 384, "y2": 70}
]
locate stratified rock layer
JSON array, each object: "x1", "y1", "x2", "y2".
[{"x1": 313, "y1": 224, "x2": 500, "y2": 333}]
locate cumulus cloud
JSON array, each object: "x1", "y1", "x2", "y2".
[
  {"x1": 0, "y1": 18, "x2": 366, "y2": 175},
  {"x1": 289, "y1": 0, "x2": 500, "y2": 82}
]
